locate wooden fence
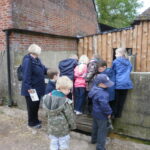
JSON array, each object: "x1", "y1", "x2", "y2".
[{"x1": 78, "y1": 21, "x2": 150, "y2": 72}]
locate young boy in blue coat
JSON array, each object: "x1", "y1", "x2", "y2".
[
  {"x1": 88, "y1": 74, "x2": 114, "y2": 150},
  {"x1": 45, "y1": 68, "x2": 58, "y2": 94},
  {"x1": 98, "y1": 60, "x2": 116, "y2": 116}
]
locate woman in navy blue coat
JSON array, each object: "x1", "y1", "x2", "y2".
[
  {"x1": 21, "y1": 44, "x2": 47, "y2": 128},
  {"x1": 112, "y1": 47, "x2": 133, "y2": 118}
]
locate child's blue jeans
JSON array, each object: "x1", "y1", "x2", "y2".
[
  {"x1": 91, "y1": 118, "x2": 108, "y2": 150},
  {"x1": 74, "y1": 87, "x2": 86, "y2": 113}
]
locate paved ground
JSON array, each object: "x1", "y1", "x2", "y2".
[
  {"x1": 0, "y1": 106, "x2": 150, "y2": 150},
  {"x1": 0, "y1": 106, "x2": 95, "y2": 150}
]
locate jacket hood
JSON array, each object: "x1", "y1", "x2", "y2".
[
  {"x1": 43, "y1": 94, "x2": 73, "y2": 115},
  {"x1": 59, "y1": 58, "x2": 77, "y2": 68},
  {"x1": 116, "y1": 57, "x2": 130, "y2": 66}
]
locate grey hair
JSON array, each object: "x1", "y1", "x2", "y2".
[
  {"x1": 116, "y1": 47, "x2": 128, "y2": 58},
  {"x1": 28, "y1": 44, "x2": 41, "y2": 56}
]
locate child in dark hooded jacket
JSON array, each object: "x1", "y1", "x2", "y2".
[
  {"x1": 59, "y1": 55, "x2": 78, "y2": 81},
  {"x1": 88, "y1": 74, "x2": 114, "y2": 150}
]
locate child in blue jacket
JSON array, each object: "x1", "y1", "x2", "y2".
[
  {"x1": 98, "y1": 60, "x2": 116, "y2": 116},
  {"x1": 88, "y1": 74, "x2": 114, "y2": 150},
  {"x1": 45, "y1": 68, "x2": 58, "y2": 94},
  {"x1": 112, "y1": 47, "x2": 133, "y2": 118}
]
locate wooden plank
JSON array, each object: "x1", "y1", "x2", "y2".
[
  {"x1": 76, "y1": 115, "x2": 92, "y2": 133},
  {"x1": 83, "y1": 37, "x2": 88, "y2": 56},
  {"x1": 121, "y1": 30, "x2": 127, "y2": 48},
  {"x1": 112, "y1": 32, "x2": 117, "y2": 48},
  {"x1": 101, "y1": 34, "x2": 107, "y2": 60},
  {"x1": 93, "y1": 36, "x2": 98, "y2": 55},
  {"x1": 116, "y1": 31, "x2": 121, "y2": 47},
  {"x1": 136, "y1": 22, "x2": 143, "y2": 72},
  {"x1": 88, "y1": 36, "x2": 93, "y2": 59},
  {"x1": 107, "y1": 33, "x2": 113, "y2": 67},
  {"x1": 129, "y1": 29, "x2": 133, "y2": 48},
  {"x1": 126, "y1": 30, "x2": 130, "y2": 48},
  {"x1": 132, "y1": 25, "x2": 138, "y2": 56},
  {"x1": 141, "y1": 22, "x2": 148, "y2": 72},
  {"x1": 147, "y1": 22, "x2": 150, "y2": 71},
  {"x1": 78, "y1": 38, "x2": 84, "y2": 57},
  {"x1": 97, "y1": 34, "x2": 102, "y2": 58}
]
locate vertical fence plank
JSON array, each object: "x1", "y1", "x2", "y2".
[
  {"x1": 93, "y1": 36, "x2": 98, "y2": 55},
  {"x1": 121, "y1": 30, "x2": 127, "y2": 48},
  {"x1": 136, "y1": 23, "x2": 143, "y2": 72},
  {"x1": 107, "y1": 33, "x2": 112, "y2": 67},
  {"x1": 112, "y1": 32, "x2": 117, "y2": 48},
  {"x1": 117, "y1": 32, "x2": 121, "y2": 47},
  {"x1": 83, "y1": 37, "x2": 88, "y2": 56},
  {"x1": 88, "y1": 36, "x2": 93, "y2": 59},
  {"x1": 129, "y1": 29, "x2": 133, "y2": 49},
  {"x1": 141, "y1": 22, "x2": 148, "y2": 72},
  {"x1": 126, "y1": 30, "x2": 130, "y2": 48},
  {"x1": 132, "y1": 26, "x2": 138, "y2": 56},
  {"x1": 97, "y1": 35, "x2": 102, "y2": 57},
  {"x1": 147, "y1": 22, "x2": 150, "y2": 71},
  {"x1": 78, "y1": 38, "x2": 84, "y2": 57},
  {"x1": 101, "y1": 34, "x2": 107, "y2": 60}
]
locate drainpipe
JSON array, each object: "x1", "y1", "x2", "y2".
[{"x1": 5, "y1": 30, "x2": 13, "y2": 107}]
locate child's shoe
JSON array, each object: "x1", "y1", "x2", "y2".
[{"x1": 76, "y1": 111, "x2": 83, "y2": 115}]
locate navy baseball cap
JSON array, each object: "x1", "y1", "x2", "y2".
[{"x1": 95, "y1": 74, "x2": 114, "y2": 87}]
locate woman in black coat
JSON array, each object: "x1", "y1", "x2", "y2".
[{"x1": 21, "y1": 44, "x2": 47, "y2": 128}]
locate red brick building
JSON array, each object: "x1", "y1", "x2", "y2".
[{"x1": 0, "y1": 0, "x2": 99, "y2": 106}]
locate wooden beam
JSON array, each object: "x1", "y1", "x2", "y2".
[
  {"x1": 136, "y1": 23, "x2": 143, "y2": 72},
  {"x1": 107, "y1": 33, "x2": 113, "y2": 67},
  {"x1": 88, "y1": 37, "x2": 93, "y2": 59},
  {"x1": 97, "y1": 35, "x2": 102, "y2": 58},
  {"x1": 141, "y1": 22, "x2": 148, "y2": 72},
  {"x1": 101, "y1": 34, "x2": 107, "y2": 60},
  {"x1": 132, "y1": 25, "x2": 138, "y2": 56},
  {"x1": 78, "y1": 39, "x2": 84, "y2": 57},
  {"x1": 83, "y1": 37, "x2": 88, "y2": 55},
  {"x1": 147, "y1": 22, "x2": 150, "y2": 71}
]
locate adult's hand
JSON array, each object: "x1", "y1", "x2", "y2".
[{"x1": 28, "y1": 89, "x2": 35, "y2": 93}]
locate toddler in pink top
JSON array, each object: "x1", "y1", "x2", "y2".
[{"x1": 74, "y1": 55, "x2": 89, "y2": 115}]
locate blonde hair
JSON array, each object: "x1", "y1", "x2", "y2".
[
  {"x1": 116, "y1": 47, "x2": 128, "y2": 58},
  {"x1": 79, "y1": 55, "x2": 89, "y2": 64},
  {"x1": 28, "y1": 44, "x2": 41, "y2": 56},
  {"x1": 56, "y1": 76, "x2": 73, "y2": 90}
]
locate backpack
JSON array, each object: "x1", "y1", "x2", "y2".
[{"x1": 17, "y1": 65, "x2": 23, "y2": 81}]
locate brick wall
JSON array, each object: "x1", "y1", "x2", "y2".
[
  {"x1": 0, "y1": 0, "x2": 12, "y2": 51},
  {"x1": 12, "y1": 0, "x2": 99, "y2": 36}
]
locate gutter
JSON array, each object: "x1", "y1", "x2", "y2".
[
  {"x1": 3, "y1": 28, "x2": 78, "y2": 39},
  {"x1": 5, "y1": 30, "x2": 13, "y2": 107}
]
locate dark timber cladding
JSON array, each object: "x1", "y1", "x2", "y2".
[{"x1": 78, "y1": 21, "x2": 150, "y2": 72}]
